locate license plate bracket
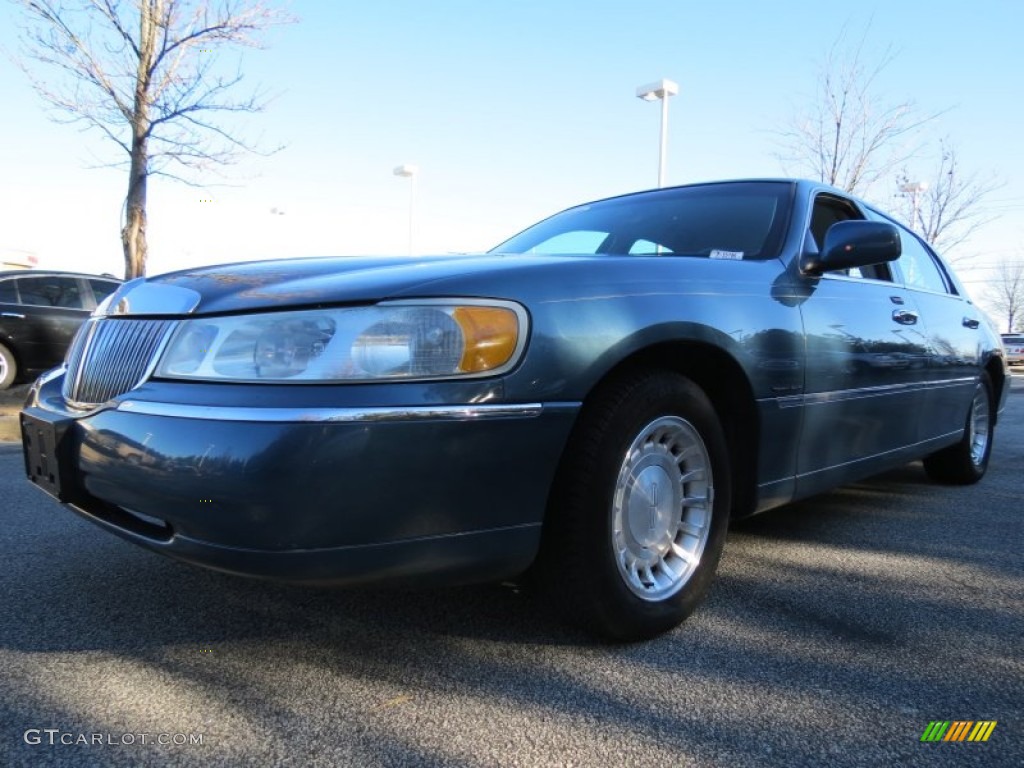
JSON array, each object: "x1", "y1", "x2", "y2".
[{"x1": 21, "y1": 409, "x2": 78, "y2": 503}]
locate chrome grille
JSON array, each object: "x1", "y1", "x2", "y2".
[{"x1": 63, "y1": 318, "x2": 177, "y2": 406}]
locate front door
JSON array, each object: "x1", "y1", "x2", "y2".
[{"x1": 793, "y1": 193, "x2": 931, "y2": 493}]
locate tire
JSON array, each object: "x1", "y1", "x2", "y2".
[
  {"x1": 536, "y1": 370, "x2": 731, "y2": 641},
  {"x1": 0, "y1": 343, "x2": 16, "y2": 391},
  {"x1": 922, "y1": 372, "x2": 994, "y2": 485}
]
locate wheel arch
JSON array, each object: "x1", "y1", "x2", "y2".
[
  {"x1": 984, "y1": 355, "x2": 1007, "y2": 425},
  {"x1": 573, "y1": 340, "x2": 760, "y2": 519},
  {"x1": 0, "y1": 332, "x2": 19, "y2": 358}
]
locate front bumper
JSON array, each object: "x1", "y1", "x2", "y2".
[{"x1": 22, "y1": 371, "x2": 580, "y2": 585}]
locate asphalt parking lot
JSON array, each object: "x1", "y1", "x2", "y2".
[{"x1": 0, "y1": 376, "x2": 1021, "y2": 767}]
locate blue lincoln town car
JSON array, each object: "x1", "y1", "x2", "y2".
[{"x1": 21, "y1": 179, "x2": 1009, "y2": 640}]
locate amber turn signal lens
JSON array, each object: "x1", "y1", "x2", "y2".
[{"x1": 452, "y1": 306, "x2": 520, "y2": 373}]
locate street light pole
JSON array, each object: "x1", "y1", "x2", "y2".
[
  {"x1": 900, "y1": 181, "x2": 928, "y2": 232},
  {"x1": 636, "y1": 79, "x2": 679, "y2": 188},
  {"x1": 393, "y1": 164, "x2": 418, "y2": 254}
]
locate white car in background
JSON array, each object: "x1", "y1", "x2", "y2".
[{"x1": 1002, "y1": 334, "x2": 1024, "y2": 366}]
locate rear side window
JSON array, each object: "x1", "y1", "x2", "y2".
[
  {"x1": 89, "y1": 279, "x2": 119, "y2": 303},
  {"x1": 17, "y1": 276, "x2": 85, "y2": 309},
  {"x1": 0, "y1": 280, "x2": 16, "y2": 303},
  {"x1": 865, "y1": 209, "x2": 953, "y2": 295},
  {"x1": 893, "y1": 228, "x2": 950, "y2": 294}
]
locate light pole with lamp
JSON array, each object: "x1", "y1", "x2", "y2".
[
  {"x1": 393, "y1": 164, "x2": 418, "y2": 254},
  {"x1": 636, "y1": 78, "x2": 679, "y2": 188},
  {"x1": 900, "y1": 181, "x2": 928, "y2": 233}
]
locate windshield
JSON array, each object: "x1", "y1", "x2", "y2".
[{"x1": 491, "y1": 181, "x2": 793, "y2": 260}]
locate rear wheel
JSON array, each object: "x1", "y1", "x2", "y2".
[
  {"x1": 923, "y1": 372, "x2": 994, "y2": 485},
  {"x1": 536, "y1": 370, "x2": 731, "y2": 641},
  {"x1": 0, "y1": 343, "x2": 16, "y2": 390}
]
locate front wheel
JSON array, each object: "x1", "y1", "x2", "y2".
[
  {"x1": 922, "y1": 372, "x2": 994, "y2": 485},
  {"x1": 535, "y1": 371, "x2": 731, "y2": 641}
]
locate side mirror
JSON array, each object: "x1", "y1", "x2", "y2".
[{"x1": 801, "y1": 220, "x2": 901, "y2": 276}]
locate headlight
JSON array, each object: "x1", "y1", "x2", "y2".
[{"x1": 155, "y1": 301, "x2": 527, "y2": 382}]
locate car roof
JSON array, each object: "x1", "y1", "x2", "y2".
[
  {"x1": 0, "y1": 270, "x2": 121, "y2": 281},
  {"x1": 549, "y1": 178, "x2": 871, "y2": 220},
  {"x1": 570, "y1": 178, "x2": 800, "y2": 206}
]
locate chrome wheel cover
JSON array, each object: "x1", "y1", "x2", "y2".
[
  {"x1": 0, "y1": 353, "x2": 7, "y2": 382},
  {"x1": 611, "y1": 416, "x2": 713, "y2": 601},
  {"x1": 968, "y1": 382, "x2": 990, "y2": 467}
]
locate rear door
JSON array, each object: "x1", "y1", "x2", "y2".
[
  {"x1": 876, "y1": 217, "x2": 984, "y2": 440},
  {"x1": 8, "y1": 275, "x2": 90, "y2": 371}
]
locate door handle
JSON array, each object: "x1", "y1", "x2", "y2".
[
  {"x1": 892, "y1": 309, "x2": 918, "y2": 325},
  {"x1": 1, "y1": 312, "x2": 25, "y2": 319},
  {"x1": 962, "y1": 317, "x2": 980, "y2": 329}
]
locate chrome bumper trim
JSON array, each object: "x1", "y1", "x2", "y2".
[{"x1": 115, "y1": 401, "x2": 555, "y2": 423}]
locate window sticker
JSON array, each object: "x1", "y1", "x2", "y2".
[{"x1": 709, "y1": 249, "x2": 743, "y2": 260}]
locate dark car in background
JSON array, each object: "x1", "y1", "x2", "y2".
[
  {"x1": 20, "y1": 179, "x2": 1009, "y2": 640},
  {"x1": 0, "y1": 270, "x2": 121, "y2": 390}
]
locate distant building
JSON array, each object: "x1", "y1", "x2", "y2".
[{"x1": 1, "y1": 249, "x2": 39, "y2": 270}]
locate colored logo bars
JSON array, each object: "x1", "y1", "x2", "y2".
[{"x1": 920, "y1": 721, "x2": 997, "y2": 743}]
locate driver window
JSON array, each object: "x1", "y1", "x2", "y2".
[{"x1": 811, "y1": 195, "x2": 892, "y2": 281}]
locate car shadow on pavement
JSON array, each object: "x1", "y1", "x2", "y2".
[
  {"x1": 3, "y1": 500, "x2": 1017, "y2": 768},
  {"x1": 730, "y1": 460, "x2": 1020, "y2": 577}
]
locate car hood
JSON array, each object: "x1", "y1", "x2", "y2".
[
  {"x1": 105, "y1": 253, "x2": 584, "y2": 316},
  {"x1": 102, "y1": 251, "x2": 778, "y2": 317}
]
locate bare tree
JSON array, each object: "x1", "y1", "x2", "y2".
[
  {"x1": 776, "y1": 30, "x2": 998, "y2": 267},
  {"x1": 12, "y1": 1, "x2": 293, "y2": 279},
  {"x1": 985, "y1": 259, "x2": 1024, "y2": 333},
  {"x1": 774, "y1": 30, "x2": 934, "y2": 196},
  {"x1": 895, "y1": 142, "x2": 1002, "y2": 264}
]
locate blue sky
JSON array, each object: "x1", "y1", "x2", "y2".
[{"x1": 1, "y1": 0, "x2": 1021, "y2": 310}]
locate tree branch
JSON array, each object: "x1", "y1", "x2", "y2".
[{"x1": 10, "y1": 0, "x2": 296, "y2": 278}]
